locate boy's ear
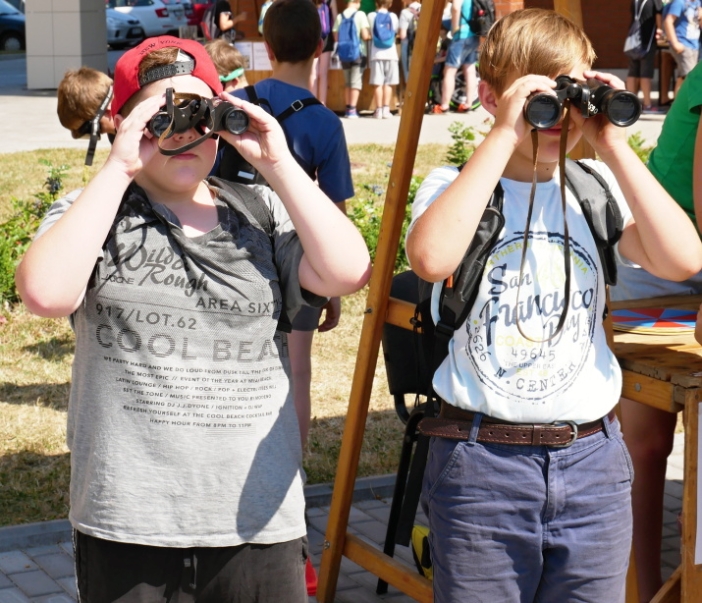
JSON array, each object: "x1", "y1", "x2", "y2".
[
  {"x1": 478, "y1": 79, "x2": 499, "y2": 117},
  {"x1": 314, "y1": 38, "x2": 324, "y2": 59},
  {"x1": 264, "y1": 41, "x2": 276, "y2": 62},
  {"x1": 113, "y1": 113, "x2": 124, "y2": 130}
]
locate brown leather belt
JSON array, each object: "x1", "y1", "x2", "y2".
[{"x1": 419, "y1": 403, "x2": 617, "y2": 448}]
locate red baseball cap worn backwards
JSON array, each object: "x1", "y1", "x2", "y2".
[{"x1": 111, "y1": 36, "x2": 223, "y2": 117}]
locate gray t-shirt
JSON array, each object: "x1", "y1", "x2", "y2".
[{"x1": 38, "y1": 180, "x2": 324, "y2": 547}]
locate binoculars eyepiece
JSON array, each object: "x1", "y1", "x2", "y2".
[
  {"x1": 523, "y1": 75, "x2": 642, "y2": 130},
  {"x1": 148, "y1": 88, "x2": 249, "y2": 143}
]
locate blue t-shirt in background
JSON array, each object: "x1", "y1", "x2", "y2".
[
  {"x1": 664, "y1": 0, "x2": 701, "y2": 50},
  {"x1": 217, "y1": 79, "x2": 354, "y2": 204}
]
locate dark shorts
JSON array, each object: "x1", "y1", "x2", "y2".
[
  {"x1": 292, "y1": 304, "x2": 323, "y2": 331},
  {"x1": 74, "y1": 531, "x2": 308, "y2": 603},
  {"x1": 627, "y1": 44, "x2": 657, "y2": 79}
]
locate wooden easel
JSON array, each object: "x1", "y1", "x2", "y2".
[{"x1": 316, "y1": 2, "x2": 598, "y2": 601}]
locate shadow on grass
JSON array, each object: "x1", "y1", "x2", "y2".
[
  {"x1": 0, "y1": 381, "x2": 70, "y2": 410},
  {"x1": 23, "y1": 334, "x2": 75, "y2": 361},
  {"x1": 0, "y1": 449, "x2": 70, "y2": 527}
]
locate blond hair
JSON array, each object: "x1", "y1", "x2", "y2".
[
  {"x1": 478, "y1": 9, "x2": 596, "y2": 95},
  {"x1": 205, "y1": 39, "x2": 247, "y2": 77},
  {"x1": 57, "y1": 67, "x2": 113, "y2": 129}
]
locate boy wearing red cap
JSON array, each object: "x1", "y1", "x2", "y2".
[{"x1": 16, "y1": 36, "x2": 370, "y2": 602}]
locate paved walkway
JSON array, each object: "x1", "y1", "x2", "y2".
[{"x1": 0, "y1": 53, "x2": 682, "y2": 601}]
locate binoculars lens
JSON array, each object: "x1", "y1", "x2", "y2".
[
  {"x1": 223, "y1": 108, "x2": 249, "y2": 135},
  {"x1": 149, "y1": 112, "x2": 171, "y2": 138},
  {"x1": 602, "y1": 92, "x2": 641, "y2": 127},
  {"x1": 524, "y1": 95, "x2": 561, "y2": 130}
]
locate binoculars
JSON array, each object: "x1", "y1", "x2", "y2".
[
  {"x1": 148, "y1": 88, "x2": 249, "y2": 154},
  {"x1": 523, "y1": 75, "x2": 642, "y2": 130}
]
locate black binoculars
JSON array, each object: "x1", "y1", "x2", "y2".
[
  {"x1": 148, "y1": 88, "x2": 249, "y2": 154},
  {"x1": 523, "y1": 75, "x2": 642, "y2": 130}
]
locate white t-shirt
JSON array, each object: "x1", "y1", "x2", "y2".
[
  {"x1": 368, "y1": 9, "x2": 399, "y2": 61},
  {"x1": 409, "y1": 161, "x2": 633, "y2": 424}
]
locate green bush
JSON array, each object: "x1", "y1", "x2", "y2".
[
  {"x1": 0, "y1": 161, "x2": 68, "y2": 306},
  {"x1": 349, "y1": 176, "x2": 422, "y2": 274},
  {"x1": 445, "y1": 121, "x2": 478, "y2": 166},
  {"x1": 628, "y1": 131, "x2": 655, "y2": 164}
]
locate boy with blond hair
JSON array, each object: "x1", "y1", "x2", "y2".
[
  {"x1": 406, "y1": 8, "x2": 702, "y2": 602},
  {"x1": 204, "y1": 38, "x2": 249, "y2": 91},
  {"x1": 16, "y1": 35, "x2": 370, "y2": 601}
]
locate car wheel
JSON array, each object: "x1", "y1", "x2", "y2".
[
  {"x1": 1, "y1": 32, "x2": 24, "y2": 52},
  {"x1": 109, "y1": 43, "x2": 128, "y2": 50},
  {"x1": 166, "y1": 29, "x2": 181, "y2": 37}
]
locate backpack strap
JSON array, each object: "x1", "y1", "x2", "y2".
[
  {"x1": 564, "y1": 158, "x2": 624, "y2": 286},
  {"x1": 433, "y1": 172, "x2": 505, "y2": 374},
  {"x1": 275, "y1": 97, "x2": 323, "y2": 123},
  {"x1": 208, "y1": 177, "x2": 293, "y2": 333}
]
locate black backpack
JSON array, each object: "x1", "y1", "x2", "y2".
[
  {"x1": 467, "y1": 0, "x2": 496, "y2": 37},
  {"x1": 412, "y1": 158, "x2": 624, "y2": 399},
  {"x1": 215, "y1": 85, "x2": 322, "y2": 185}
]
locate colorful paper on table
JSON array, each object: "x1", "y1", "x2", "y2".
[{"x1": 611, "y1": 308, "x2": 697, "y2": 334}]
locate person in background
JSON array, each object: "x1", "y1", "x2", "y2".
[
  {"x1": 662, "y1": 0, "x2": 701, "y2": 94},
  {"x1": 215, "y1": 0, "x2": 247, "y2": 41},
  {"x1": 333, "y1": 0, "x2": 371, "y2": 118},
  {"x1": 432, "y1": 0, "x2": 479, "y2": 114},
  {"x1": 368, "y1": 0, "x2": 400, "y2": 118},
  {"x1": 205, "y1": 38, "x2": 250, "y2": 91},
  {"x1": 625, "y1": 0, "x2": 664, "y2": 113},
  {"x1": 57, "y1": 67, "x2": 115, "y2": 140},
  {"x1": 311, "y1": 0, "x2": 338, "y2": 105},
  {"x1": 399, "y1": 0, "x2": 421, "y2": 85},
  {"x1": 613, "y1": 59, "x2": 702, "y2": 603}
]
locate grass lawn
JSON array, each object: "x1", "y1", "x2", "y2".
[{"x1": 0, "y1": 143, "x2": 449, "y2": 527}]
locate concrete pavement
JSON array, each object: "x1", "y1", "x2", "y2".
[
  {"x1": 0, "y1": 53, "x2": 682, "y2": 601},
  {"x1": 0, "y1": 56, "x2": 667, "y2": 154}
]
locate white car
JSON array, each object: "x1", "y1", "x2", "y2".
[
  {"x1": 106, "y1": 8, "x2": 145, "y2": 49},
  {"x1": 106, "y1": 0, "x2": 188, "y2": 38}
]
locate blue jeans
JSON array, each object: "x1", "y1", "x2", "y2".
[
  {"x1": 610, "y1": 262, "x2": 702, "y2": 301},
  {"x1": 422, "y1": 414, "x2": 633, "y2": 603}
]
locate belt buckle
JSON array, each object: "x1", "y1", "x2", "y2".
[{"x1": 550, "y1": 421, "x2": 578, "y2": 448}]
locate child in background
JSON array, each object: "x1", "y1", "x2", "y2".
[
  {"x1": 57, "y1": 67, "x2": 115, "y2": 140},
  {"x1": 406, "y1": 8, "x2": 702, "y2": 602},
  {"x1": 368, "y1": 0, "x2": 399, "y2": 118},
  {"x1": 398, "y1": 0, "x2": 420, "y2": 85},
  {"x1": 205, "y1": 38, "x2": 249, "y2": 91},
  {"x1": 333, "y1": 0, "x2": 371, "y2": 118},
  {"x1": 311, "y1": 0, "x2": 338, "y2": 105}
]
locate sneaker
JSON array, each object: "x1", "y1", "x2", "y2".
[
  {"x1": 470, "y1": 97, "x2": 482, "y2": 111},
  {"x1": 457, "y1": 98, "x2": 481, "y2": 113},
  {"x1": 345, "y1": 107, "x2": 359, "y2": 119},
  {"x1": 306, "y1": 557, "x2": 318, "y2": 596},
  {"x1": 431, "y1": 105, "x2": 449, "y2": 114},
  {"x1": 382, "y1": 106, "x2": 393, "y2": 118},
  {"x1": 373, "y1": 108, "x2": 383, "y2": 119}
]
